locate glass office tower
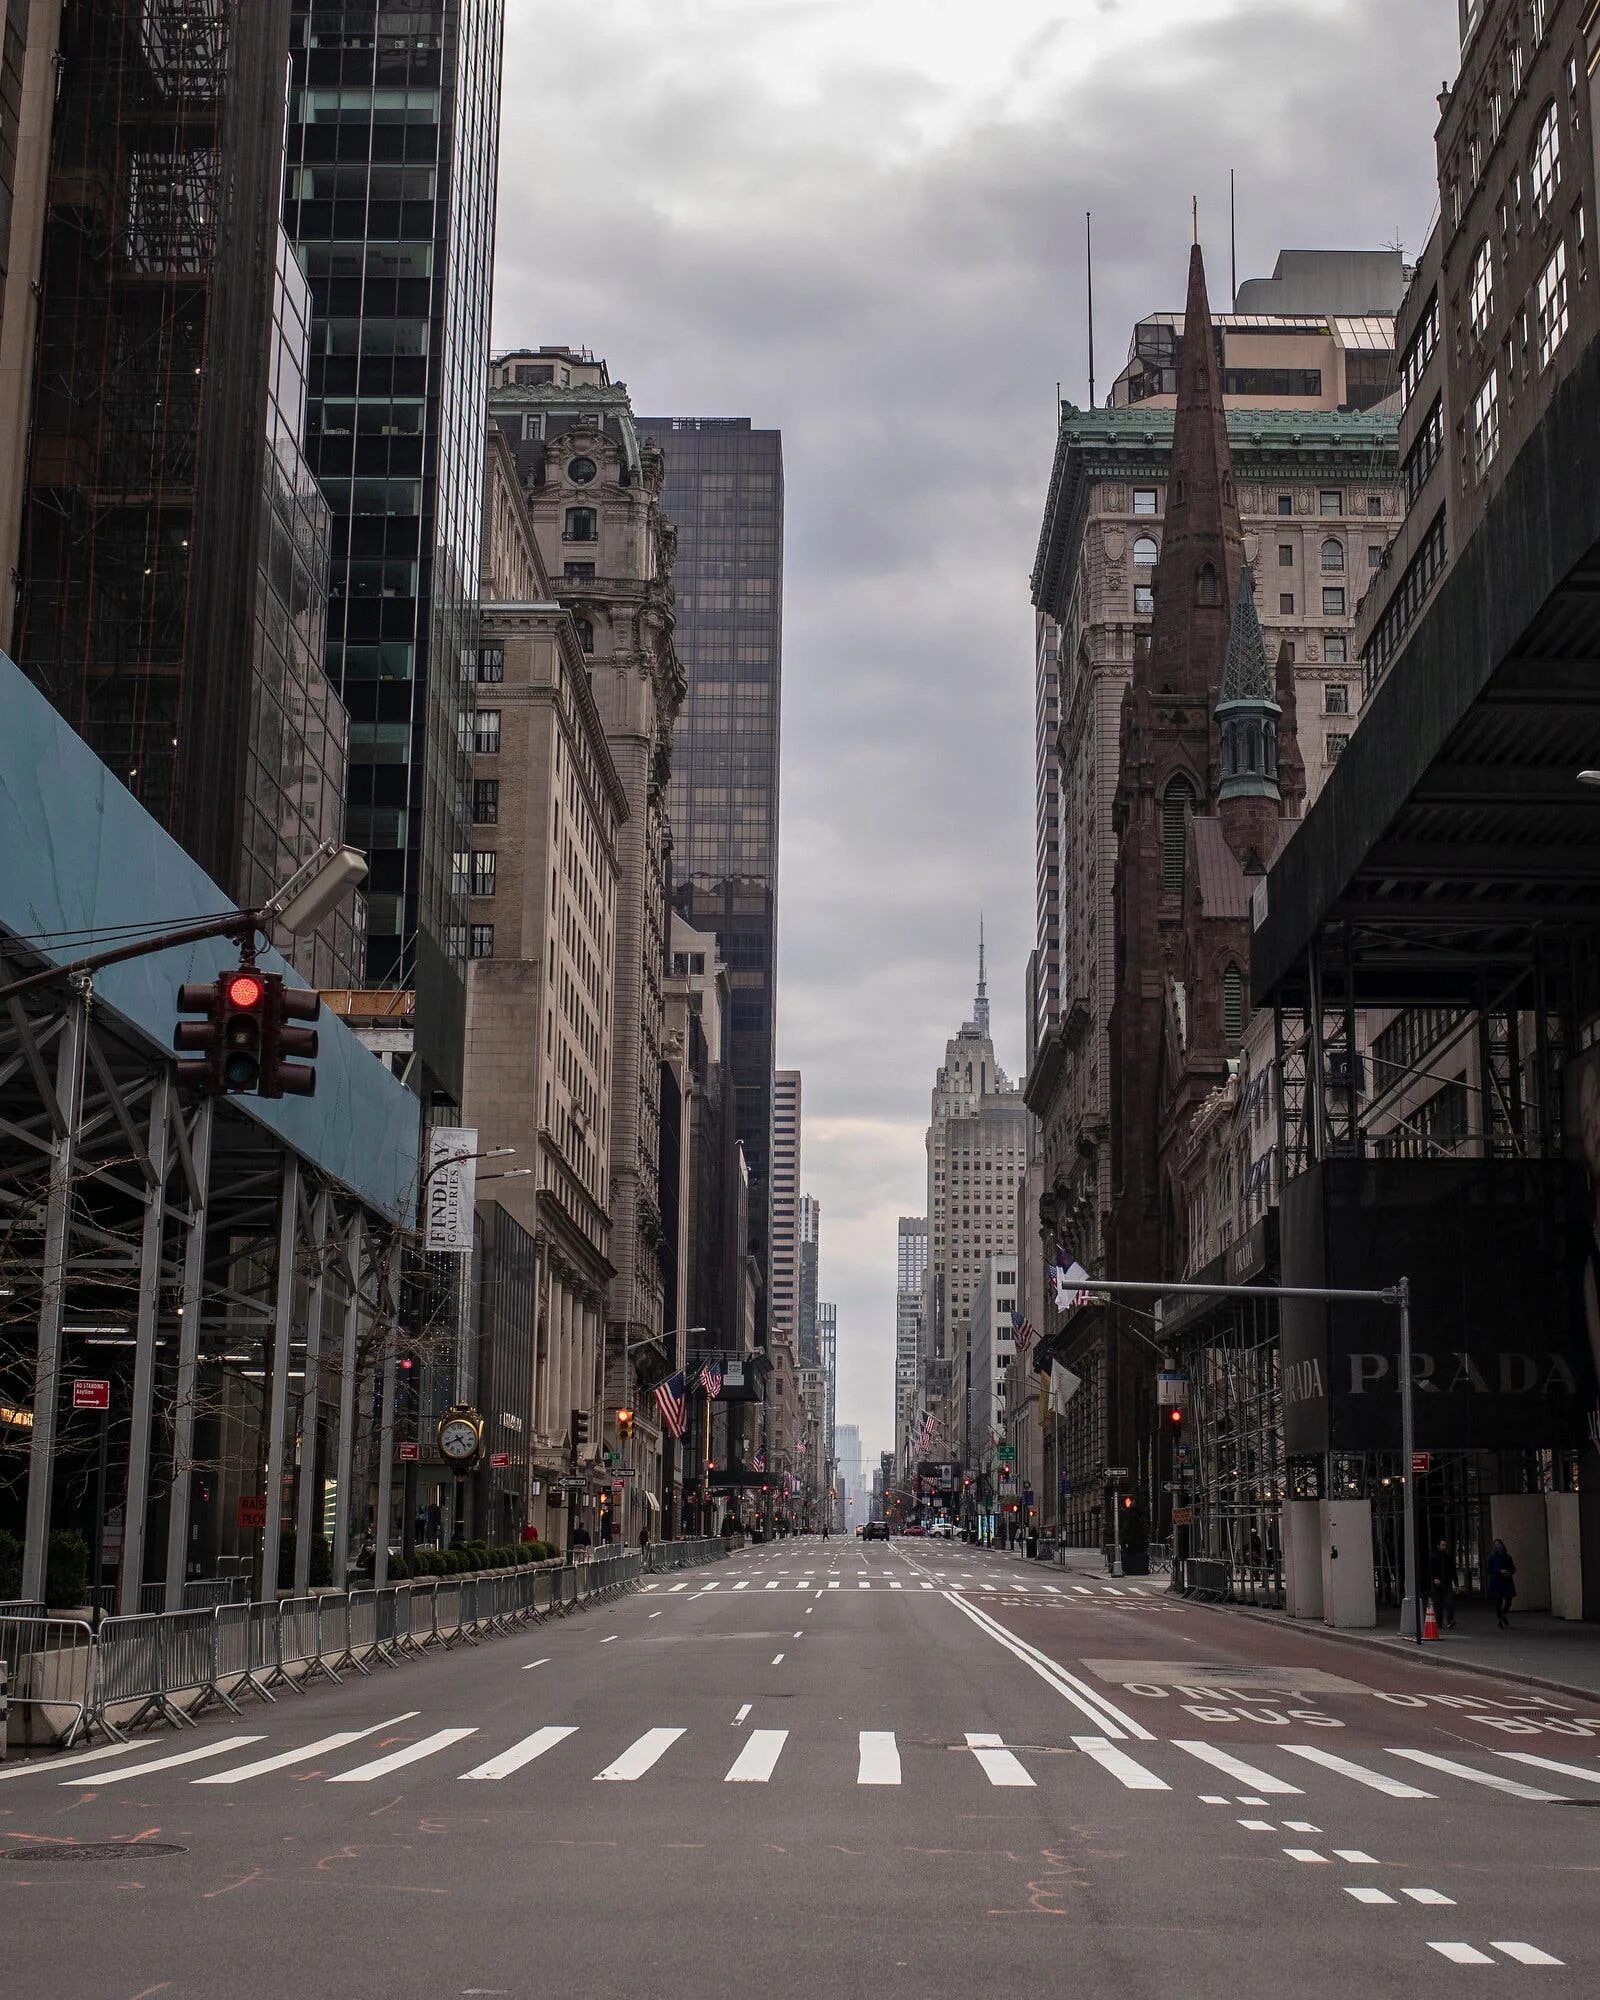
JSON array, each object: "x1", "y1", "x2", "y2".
[
  {"x1": 284, "y1": 1, "x2": 503, "y2": 1099},
  {"x1": 637, "y1": 417, "x2": 784, "y2": 1337}
]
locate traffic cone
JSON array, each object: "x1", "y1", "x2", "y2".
[{"x1": 1422, "y1": 1602, "x2": 1440, "y2": 1641}]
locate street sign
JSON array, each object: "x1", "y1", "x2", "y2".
[
  {"x1": 995, "y1": 1444, "x2": 1015, "y2": 1465},
  {"x1": 1411, "y1": 1451, "x2": 1431, "y2": 1474},
  {"x1": 1103, "y1": 1465, "x2": 1129, "y2": 1481},
  {"x1": 1172, "y1": 1505, "x2": 1195, "y2": 1527},
  {"x1": 237, "y1": 1494, "x2": 267, "y2": 1530},
  {"x1": 398, "y1": 1441, "x2": 421, "y2": 1463},
  {"x1": 72, "y1": 1379, "x2": 110, "y2": 1412},
  {"x1": 489, "y1": 1451, "x2": 510, "y2": 1469}
]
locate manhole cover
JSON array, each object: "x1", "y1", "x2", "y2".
[{"x1": 2, "y1": 1841, "x2": 186, "y2": 1862}]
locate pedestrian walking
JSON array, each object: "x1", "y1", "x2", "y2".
[
  {"x1": 1429, "y1": 1535, "x2": 1457, "y2": 1631},
  {"x1": 1487, "y1": 1538, "x2": 1518, "y2": 1628}
]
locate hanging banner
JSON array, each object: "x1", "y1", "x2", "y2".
[{"x1": 424, "y1": 1126, "x2": 478, "y2": 1253}]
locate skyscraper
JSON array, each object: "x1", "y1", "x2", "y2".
[
  {"x1": 770, "y1": 1070, "x2": 802, "y2": 1355},
  {"x1": 284, "y1": 1, "x2": 505, "y2": 1098},
  {"x1": 637, "y1": 415, "x2": 784, "y2": 1336},
  {"x1": 798, "y1": 1194, "x2": 820, "y2": 1368},
  {"x1": 895, "y1": 1217, "x2": 927, "y2": 1468}
]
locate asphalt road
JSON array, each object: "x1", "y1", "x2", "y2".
[{"x1": 3, "y1": 1538, "x2": 1595, "y2": 1998}]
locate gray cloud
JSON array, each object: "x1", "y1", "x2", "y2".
[{"x1": 494, "y1": 0, "x2": 1459, "y2": 1465}]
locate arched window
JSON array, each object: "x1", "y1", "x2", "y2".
[
  {"x1": 574, "y1": 617, "x2": 595, "y2": 653},
  {"x1": 1320, "y1": 537, "x2": 1345, "y2": 573},
  {"x1": 1469, "y1": 237, "x2": 1494, "y2": 339},
  {"x1": 1196, "y1": 563, "x2": 1221, "y2": 606},
  {"x1": 1161, "y1": 774, "x2": 1196, "y2": 893},
  {"x1": 564, "y1": 506, "x2": 597, "y2": 543},
  {"x1": 1133, "y1": 535, "x2": 1159, "y2": 567},
  {"x1": 1222, "y1": 964, "x2": 1245, "y2": 1045},
  {"x1": 1531, "y1": 99, "x2": 1561, "y2": 218}
]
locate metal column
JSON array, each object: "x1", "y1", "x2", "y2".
[
  {"x1": 163, "y1": 1099, "x2": 213, "y2": 1610},
  {"x1": 293, "y1": 1187, "x2": 332, "y2": 1596},
  {"x1": 260, "y1": 1155, "x2": 302, "y2": 1601},
  {"x1": 118, "y1": 1072, "x2": 172, "y2": 1614},
  {"x1": 373, "y1": 1239, "x2": 400, "y2": 1588},
  {"x1": 330, "y1": 1212, "x2": 363, "y2": 1588},
  {"x1": 20, "y1": 987, "x2": 89, "y2": 1604}
]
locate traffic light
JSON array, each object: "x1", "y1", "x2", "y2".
[
  {"x1": 219, "y1": 967, "x2": 267, "y2": 1092},
  {"x1": 616, "y1": 1408, "x2": 635, "y2": 1441},
  {"x1": 1168, "y1": 1407, "x2": 1184, "y2": 1430},
  {"x1": 262, "y1": 978, "x2": 320, "y2": 1099},
  {"x1": 174, "y1": 980, "x2": 226, "y2": 1093},
  {"x1": 571, "y1": 1407, "x2": 590, "y2": 1451},
  {"x1": 1122, "y1": 1494, "x2": 1135, "y2": 1510}
]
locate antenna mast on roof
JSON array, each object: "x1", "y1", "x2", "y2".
[
  {"x1": 1230, "y1": 169, "x2": 1238, "y2": 308},
  {"x1": 1086, "y1": 212, "x2": 1096, "y2": 410}
]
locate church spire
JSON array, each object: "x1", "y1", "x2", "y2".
[
  {"x1": 1216, "y1": 563, "x2": 1280, "y2": 803},
  {"x1": 974, "y1": 914, "x2": 990, "y2": 1037}
]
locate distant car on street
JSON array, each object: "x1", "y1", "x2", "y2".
[
  {"x1": 927, "y1": 1520, "x2": 956, "y2": 1539},
  {"x1": 863, "y1": 1520, "x2": 889, "y2": 1541},
  {"x1": 900, "y1": 1523, "x2": 925, "y2": 1537}
]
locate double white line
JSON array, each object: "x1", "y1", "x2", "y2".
[{"x1": 943, "y1": 1591, "x2": 1152, "y2": 1741}]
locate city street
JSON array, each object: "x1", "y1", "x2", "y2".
[{"x1": 2, "y1": 1543, "x2": 1593, "y2": 1998}]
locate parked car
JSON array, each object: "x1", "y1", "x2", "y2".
[{"x1": 927, "y1": 1520, "x2": 956, "y2": 1539}]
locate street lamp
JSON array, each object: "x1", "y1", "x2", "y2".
[{"x1": 1578, "y1": 770, "x2": 1600, "y2": 786}]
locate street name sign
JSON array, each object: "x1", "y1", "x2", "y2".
[{"x1": 1104, "y1": 1465, "x2": 1129, "y2": 1481}]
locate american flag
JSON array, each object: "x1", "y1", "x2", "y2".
[
  {"x1": 699, "y1": 1359, "x2": 723, "y2": 1399},
  {"x1": 916, "y1": 1410, "x2": 936, "y2": 1454},
  {"x1": 1010, "y1": 1310, "x2": 1038, "y2": 1355},
  {"x1": 752, "y1": 1451, "x2": 765, "y2": 1472},
  {"x1": 653, "y1": 1370, "x2": 688, "y2": 1440}
]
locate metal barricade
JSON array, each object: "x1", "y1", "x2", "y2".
[
  {"x1": 277, "y1": 1596, "x2": 339, "y2": 1689},
  {"x1": 0, "y1": 1615, "x2": 96, "y2": 1748},
  {"x1": 89, "y1": 1614, "x2": 170, "y2": 1735},
  {"x1": 433, "y1": 1579, "x2": 466, "y2": 1647},
  {"x1": 372, "y1": 1586, "x2": 401, "y2": 1666},
  {"x1": 203, "y1": 1602, "x2": 263, "y2": 1713},
  {"x1": 341, "y1": 1589, "x2": 378, "y2": 1674}
]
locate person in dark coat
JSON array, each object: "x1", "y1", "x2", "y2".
[
  {"x1": 1429, "y1": 1536, "x2": 1457, "y2": 1631},
  {"x1": 1487, "y1": 1538, "x2": 1518, "y2": 1629}
]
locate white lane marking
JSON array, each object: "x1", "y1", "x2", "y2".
[
  {"x1": 944, "y1": 1593, "x2": 1153, "y2": 1741},
  {"x1": 1074, "y1": 1734, "x2": 1170, "y2": 1791},
  {"x1": 329, "y1": 1727, "x2": 478, "y2": 1784},
  {"x1": 1237, "y1": 1795, "x2": 1268, "y2": 1807},
  {"x1": 1283, "y1": 1848, "x2": 1328, "y2": 1864},
  {"x1": 733, "y1": 1581, "x2": 749, "y2": 1591},
  {"x1": 594, "y1": 1727, "x2": 685, "y2": 1782},
  {"x1": 65, "y1": 1735, "x2": 265, "y2": 1785},
  {"x1": 522, "y1": 1657, "x2": 552, "y2": 1670},
  {"x1": 1491, "y1": 1944, "x2": 1563, "y2": 1967},
  {"x1": 1345, "y1": 1887, "x2": 1397, "y2": 1906},
  {"x1": 771, "y1": 1653, "x2": 785, "y2": 1665},
  {"x1": 1042, "y1": 1585, "x2": 1061, "y2": 1596},
  {"x1": 1199, "y1": 1794, "x2": 1228, "y2": 1805},
  {"x1": 600, "y1": 1635, "x2": 618, "y2": 1645},
  {"x1": 0, "y1": 1742, "x2": 139, "y2": 1782},
  {"x1": 734, "y1": 1704, "x2": 751, "y2": 1725},
  {"x1": 1072, "y1": 1585, "x2": 1093, "y2": 1596},
  {"x1": 1102, "y1": 1587, "x2": 1128, "y2": 1597},
  {"x1": 195, "y1": 1715, "x2": 418, "y2": 1784},
  {"x1": 858, "y1": 1731, "x2": 901, "y2": 1786},
  {"x1": 1388, "y1": 1748, "x2": 1565, "y2": 1801},
  {"x1": 641, "y1": 1583, "x2": 660, "y2": 1592},
  {"x1": 460, "y1": 1726, "x2": 577, "y2": 1782},
  {"x1": 1334, "y1": 1850, "x2": 1378, "y2": 1865},
  {"x1": 980, "y1": 1583, "x2": 996, "y2": 1594},
  {"x1": 669, "y1": 1582, "x2": 689, "y2": 1593},
  {"x1": 649, "y1": 1611, "x2": 663, "y2": 1620},
  {"x1": 698, "y1": 1582, "x2": 720, "y2": 1594},
  {"x1": 725, "y1": 1729, "x2": 788, "y2": 1783},
  {"x1": 1279, "y1": 1743, "x2": 1433, "y2": 1798},
  {"x1": 1283, "y1": 1821, "x2": 1322, "y2": 1834},
  {"x1": 1402, "y1": 1889, "x2": 1455, "y2": 1907},
  {"x1": 1429, "y1": 1945, "x2": 1493, "y2": 1966},
  {"x1": 890, "y1": 1581, "x2": 902, "y2": 1590},
  {"x1": 920, "y1": 1582, "x2": 933, "y2": 1590},
  {"x1": 1174, "y1": 1742, "x2": 1302, "y2": 1795},
  {"x1": 828, "y1": 1580, "x2": 839, "y2": 1590},
  {"x1": 966, "y1": 1732, "x2": 1035, "y2": 1788},
  {"x1": 1238, "y1": 1818, "x2": 1275, "y2": 1831},
  {"x1": 1499, "y1": 1750, "x2": 1600, "y2": 1785},
  {"x1": 859, "y1": 1581, "x2": 871, "y2": 1590},
  {"x1": 765, "y1": 1581, "x2": 779, "y2": 1590}
]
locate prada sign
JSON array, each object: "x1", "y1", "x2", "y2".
[{"x1": 1279, "y1": 1159, "x2": 1596, "y2": 1456}]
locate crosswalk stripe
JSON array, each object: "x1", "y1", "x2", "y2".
[
  {"x1": 1042, "y1": 1585, "x2": 1060, "y2": 1595},
  {"x1": 669, "y1": 1582, "x2": 689, "y2": 1593},
  {"x1": 920, "y1": 1581, "x2": 933, "y2": 1589},
  {"x1": 1345, "y1": 1887, "x2": 1397, "y2": 1905},
  {"x1": 1499, "y1": 1751, "x2": 1600, "y2": 1785},
  {"x1": 1073, "y1": 1734, "x2": 1170, "y2": 1791},
  {"x1": 460, "y1": 1726, "x2": 577, "y2": 1782},
  {"x1": 980, "y1": 1583, "x2": 996, "y2": 1593},
  {"x1": 733, "y1": 1581, "x2": 749, "y2": 1591},
  {"x1": 725, "y1": 1729, "x2": 788, "y2": 1783},
  {"x1": 890, "y1": 1580, "x2": 902, "y2": 1589},
  {"x1": 595, "y1": 1727, "x2": 685, "y2": 1782},
  {"x1": 858, "y1": 1731, "x2": 901, "y2": 1785},
  {"x1": 859, "y1": 1581, "x2": 871, "y2": 1589},
  {"x1": 65, "y1": 1735, "x2": 265, "y2": 1786},
  {"x1": 1173, "y1": 1741, "x2": 1303, "y2": 1795},
  {"x1": 1278, "y1": 1743, "x2": 1434, "y2": 1798},
  {"x1": 1402, "y1": 1888, "x2": 1455, "y2": 1907},
  {"x1": 699, "y1": 1581, "x2": 720, "y2": 1593},
  {"x1": 1491, "y1": 1944, "x2": 1563, "y2": 1966},
  {"x1": 965, "y1": 1732, "x2": 1034, "y2": 1787},
  {"x1": 1387, "y1": 1748, "x2": 1565, "y2": 1801},
  {"x1": 195, "y1": 1716, "x2": 418, "y2": 1784},
  {"x1": 1072, "y1": 1585, "x2": 1092, "y2": 1595},
  {"x1": 765, "y1": 1581, "x2": 779, "y2": 1589},
  {"x1": 827, "y1": 1580, "x2": 839, "y2": 1589},
  {"x1": 0, "y1": 1741, "x2": 138, "y2": 1782},
  {"x1": 328, "y1": 1727, "x2": 477, "y2": 1784},
  {"x1": 1429, "y1": 1945, "x2": 1493, "y2": 1966}
]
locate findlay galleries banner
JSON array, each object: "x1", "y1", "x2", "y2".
[{"x1": 1279, "y1": 1156, "x2": 1596, "y2": 1459}]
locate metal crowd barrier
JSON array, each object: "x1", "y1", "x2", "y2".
[{"x1": 0, "y1": 1615, "x2": 95, "y2": 1748}]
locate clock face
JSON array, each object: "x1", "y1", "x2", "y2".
[{"x1": 439, "y1": 1416, "x2": 479, "y2": 1462}]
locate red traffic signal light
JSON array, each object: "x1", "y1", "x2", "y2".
[
  {"x1": 262, "y1": 978, "x2": 320, "y2": 1099},
  {"x1": 220, "y1": 967, "x2": 266, "y2": 1092},
  {"x1": 1168, "y1": 1407, "x2": 1184, "y2": 1426},
  {"x1": 225, "y1": 970, "x2": 263, "y2": 1010},
  {"x1": 1122, "y1": 1495, "x2": 1134, "y2": 1510}
]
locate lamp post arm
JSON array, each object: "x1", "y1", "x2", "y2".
[{"x1": 0, "y1": 907, "x2": 264, "y2": 1006}]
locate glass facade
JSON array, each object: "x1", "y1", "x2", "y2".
[
  {"x1": 638, "y1": 417, "x2": 784, "y2": 1329},
  {"x1": 285, "y1": 0, "x2": 504, "y2": 1097}
]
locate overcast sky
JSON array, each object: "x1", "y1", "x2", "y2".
[{"x1": 494, "y1": 0, "x2": 1460, "y2": 1467}]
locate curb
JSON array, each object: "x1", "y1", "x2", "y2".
[{"x1": 1180, "y1": 1592, "x2": 1600, "y2": 1708}]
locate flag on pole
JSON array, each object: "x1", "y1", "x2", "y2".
[
  {"x1": 699, "y1": 1359, "x2": 723, "y2": 1399},
  {"x1": 752, "y1": 1451, "x2": 766, "y2": 1473},
  {"x1": 1010, "y1": 1310, "x2": 1038, "y2": 1355},
  {"x1": 1050, "y1": 1361, "x2": 1082, "y2": 1414},
  {"x1": 653, "y1": 1370, "x2": 688, "y2": 1439},
  {"x1": 1051, "y1": 1259, "x2": 1095, "y2": 1313}
]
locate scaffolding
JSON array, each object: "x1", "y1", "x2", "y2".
[{"x1": 1177, "y1": 1293, "x2": 1285, "y2": 1602}]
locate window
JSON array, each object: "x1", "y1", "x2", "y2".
[
  {"x1": 469, "y1": 924, "x2": 495, "y2": 960},
  {"x1": 1277, "y1": 493, "x2": 1293, "y2": 516},
  {"x1": 1511, "y1": 40, "x2": 1525, "y2": 96},
  {"x1": 1133, "y1": 488, "x2": 1157, "y2": 516},
  {"x1": 1161, "y1": 775, "x2": 1196, "y2": 894},
  {"x1": 1536, "y1": 240, "x2": 1568, "y2": 364},
  {"x1": 564, "y1": 561, "x2": 595, "y2": 580},
  {"x1": 1530, "y1": 0, "x2": 1547, "y2": 43},
  {"x1": 1196, "y1": 563, "x2": 1221, "y2": 606},
  {"x1": 471, "y1": 851, "x2": 496, "y2": 898},
  {"x1": 1326, "y1": 732, "x2": 1349, "y2": 762},
  {"x1": 1319, "y1": 490, "x2": 1342, "y2": 516},
  {"x1": 1367, "y1": 496, "x2": 1383, "y2": 517},
  {"x1": 476, "y1": 646, "x2": 504, "y2": 683},
  {"x1": 1531, "y1": 100, "x2": 1561, "y2": 219},
  {"x1": 1325, "y1": 683, "x2": 1350, "y2": 714},
  {"x1": 1368, "y1": 543, "x2": 1384, "y2": 569},
  {"x1": 1320, "y1": 538, "x2": 1345, "y2": 573},
  {"x1": 1132, "y1": 535, "x2": 1158, "y2": 567},
  {"x1": 1223, "y1": 367, "x2": 1322, "y2": 397},
  {"x1": 1399, "y1": 292, "x2": 1440, "y2": 411},
  {"x1": 1362, "y1": 507, "x2": 1447, "y2": 691},
  {"x1": 1222, "y1": 965, "x2": 1245, "y2": 1046},
  {"x1": 1322, "y1": 587, "x2": 1345, "y2": 616},
  {"x1": 1579, "y1": 200, "x2": 1589, "y2": 282},
  {"x1": 1472, "y1": 367, "x2": 1501, "y2": 478},
  {"x1": 1278, "y1": 543, "x2": 1294, "y2": 567},
  {"x1": 472, "y1": 778, "x2": 499, "y2": 824},
  {"x1": 1324, "y1": 637, "x2": 1348, "y2": 666},
  {"x1": 1404, "y1": 395, "x2": 1445, "y2": 505},
  {"x1": 1279, "y1": 592, "x2": 1295, "y2": 615},
  {"x1": 563, "y1": 506, "x2": 597, "y2": 543},
  {"x1": 450, "y1": 848, "x2": 470, "y2": 898},
  {"x1": 574, "y1": 616, "x2": 594, "y2": 652},
  {"x1": 473, "y1": 709, "x2": 501, "y2": 755},
  {"x1": 1469, "y1": 237, "x2": 1494, "y2": 338},
  {"x1": 1134, "y1": 585, "x2": 1155, "y2": 615}
]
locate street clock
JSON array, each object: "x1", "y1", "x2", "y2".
[{"x1": 437, "y1": 1405, "x2": 485, "y2": 1466}]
